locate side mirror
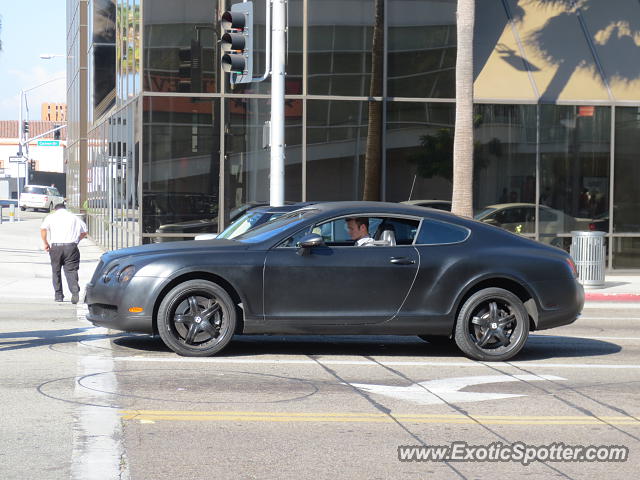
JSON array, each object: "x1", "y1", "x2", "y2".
[{"x1": 296, "y1": 233, "x2": 324, "y2": 255}]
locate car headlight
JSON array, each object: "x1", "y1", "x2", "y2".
[
  {"x1": 117, "y1": 265, "x2": 136, "y2": 283},
  {"x1": 103, "y1": 264, "x2": 119, "y2": 283}
]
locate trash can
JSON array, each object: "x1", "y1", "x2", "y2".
[{"x1": 569, "y1": 231, "x2": 606, "y2": 288}]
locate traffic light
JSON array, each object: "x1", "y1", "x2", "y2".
[
  {"x1": 177, "y1": 40, "x2": 203, "y2": 93},
  {"x1": 29, "y1": 160, "x2": 36, "y2": 171},
  {"x1": 22, "y1": 121, "x2": 30, "y2": 135},
  {"x1": 221, "y1": 1, "x2": 253, "y2": 84}
]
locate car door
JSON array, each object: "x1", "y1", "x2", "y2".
[{"x1": 262, "y1": 216, "x2": 420, "y2": 325}]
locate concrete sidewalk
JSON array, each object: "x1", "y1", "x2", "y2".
[
  {"x1": 0, "y1": 215, "x2": 104, "y2": 302},
  {"x1": 0, "y1": 215, "x2": 637, "y2": 304}
]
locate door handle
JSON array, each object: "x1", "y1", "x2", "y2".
[{"x1": 390, "y1": 257, "x2": 415, "y2": 265}]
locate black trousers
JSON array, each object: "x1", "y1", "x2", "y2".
[{"x1": 49, "y1": 244, "x2": 80, "y2": 298}]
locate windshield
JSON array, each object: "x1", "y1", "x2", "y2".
[
  {"x1": 235, "y1": 209, "x2": 318, "y2": 243},
  {"x1": 217, "y1": 211, "x2": 266, "y2": 239},
  {"x1": 474, "y1": 207, "x2": 496, "y2": 220}
]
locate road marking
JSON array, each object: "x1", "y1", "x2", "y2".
[
  {"x1": 347, "y1": 374, "x2": 565, "y2": 405},
  {"x1": 115, "y1": 356, "x2": 640, "y2": 369},
  {"x1": 119, "y1": 410, "x2": 640, "y2": 426},
  {"x1": 71, "y1": 322, "x2": 129, "y2": 480}
]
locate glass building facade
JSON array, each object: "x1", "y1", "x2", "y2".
[{"x1": 67, "y1": 0, "x2": 640, "y2": 269}]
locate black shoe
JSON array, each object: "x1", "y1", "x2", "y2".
[{"x1": 71, "y1": 293, "x2": 79, "y2": 304}]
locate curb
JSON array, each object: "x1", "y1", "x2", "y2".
[{"x1": 584, "y1": 293, "x2": 640, "y2": 303}]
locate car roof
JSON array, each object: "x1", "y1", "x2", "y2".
[
  {"x1": 245, "y1": 202, "x2": 317, "y2": 214},
  {"x1": 295, "y1": 201, "x2": 462, "y2": 221}
]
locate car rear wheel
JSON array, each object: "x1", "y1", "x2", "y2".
[
  {"x1": 454, "y1": 287, "x2": 529, "y2": 361},
  {"x1": 157, "y1": 279, "x2": 236, "y2": 357}
]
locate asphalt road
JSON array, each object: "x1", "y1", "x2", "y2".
[{"x1": 1, "y1": 302, "x2": 639, "y2": 480}]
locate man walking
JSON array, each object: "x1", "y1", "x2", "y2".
[{"x1": 40, "y1": 203, "x2": 88, "y2": 303}]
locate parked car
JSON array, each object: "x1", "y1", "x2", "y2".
[
  {"x1": 401, "y1": 199, "x2": 452, "y2": 211},
  {"x1": 474, "y1": 203, "x2": 577, "y2": 236},
  {"x1": 19, "y1": 185, "x2": 64, "y2": 212},
  {"x1": 85, "y1": 201, "x2": 583, "y2": 362},
  {"x1": 195, "y1": 203, "x2": 316, "y2": 240}
]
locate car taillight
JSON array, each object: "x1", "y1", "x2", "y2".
[
  {"x1": 566, "y1": 257, "x2": 578, "y2": 278},
  {"x1": 44, "y1": 196, "x2": 49, "y2": 202},
  {"x1": 588, "y1": 223, "x2": 596, "y2": 231}
]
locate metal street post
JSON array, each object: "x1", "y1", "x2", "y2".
[{"x1": 270, "y1": 0, "x2": 285, "y2": 206}]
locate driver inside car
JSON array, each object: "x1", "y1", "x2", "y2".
[{"x1": 345, "y1": 217, "x2": 375, "y2": 246}]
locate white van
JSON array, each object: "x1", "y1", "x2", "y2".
[{"x1": 19, "y1": 185, "x2": 65, "y2": 212}]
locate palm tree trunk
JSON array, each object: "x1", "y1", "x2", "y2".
[
  {"x1": 362, "y1": 0, "x2": 383, "y2": 201},
  {"x1": 451, "y1": 0, "x2": 475, "y2": 217}
]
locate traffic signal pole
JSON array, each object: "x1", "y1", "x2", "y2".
[
  {"x1": 221, "y1": 1, "x2": 285, "y2": 206},
  {"x1": 270, "y1": 0, "x2": 285, "y2": 207}
]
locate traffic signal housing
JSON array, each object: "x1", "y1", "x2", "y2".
[
  {"x1": 22, "y1": 121, "x2": 30, "y2": 136},
  {"x1": 221, "y1": 1, "x2": 253, "y2": 84}
]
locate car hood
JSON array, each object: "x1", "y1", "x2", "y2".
[{"x1": 100, "y1": 239, "x2": 248, "y2": 264}]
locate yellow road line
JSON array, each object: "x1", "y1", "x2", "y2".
[{"x1": 119, "y1": 410, "x2": 640, "y2": 426}]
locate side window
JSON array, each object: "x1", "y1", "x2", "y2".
[
  {"x1": 416, "y1": 219, "x2": 470, "y2": 245},
  {"x1": 371, "y1": 217, "x2": 419, "y2": 245}
]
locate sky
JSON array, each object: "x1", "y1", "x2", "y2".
[{"x1": 0, "y1": 2, "x2": 67, "y2": 120}]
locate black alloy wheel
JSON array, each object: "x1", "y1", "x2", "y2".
[
  {"x1": 454, "y1": 287, "x2": 529, "y2": 361},
  {"x1": 157, "y1": 280, "x2": 236, "y2": 357}
]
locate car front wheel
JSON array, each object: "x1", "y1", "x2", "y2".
[
  {"x1": 157, "y1": 279, "x2": 236, "y2": 357},
  {"x1": 454, "y1": 287, "x2": 529, "y2": 361}
]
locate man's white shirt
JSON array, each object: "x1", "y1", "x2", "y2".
[
  {"x1": 41, "y1": 209, "x2": 88, "y2": 244},
  {"x1": 355, "y1": 236, "x2": 375, "y2": 247}
]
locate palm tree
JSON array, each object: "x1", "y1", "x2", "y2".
[
  {"x1": 451, "y1": 0, "x2": 475, "y2": 217},
  {"x1": 362, "y1": 0, "x2": 383, "y2": 201}
]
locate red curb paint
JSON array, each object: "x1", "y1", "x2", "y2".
[{"x1": 584, "y1": 293, "x2": 640, "y2": 302}]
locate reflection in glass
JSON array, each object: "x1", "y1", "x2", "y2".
[
  {"x1": 143, "y1": 0, "x2": 218, "y2": 93},
  {"x1": 142, "y1": 97, "x2": 220, "y2": 237},
  {"x1": 613, "y1": 107, "x2": 640, "y2": 233},
  {"x1": 224, "y1": 97, "x2": 302, "y2": 222},
  {"x1": 540, "y1": 105, "x2": 611, "y2": 234},
  {"x1": 613, "y1": 238, "x2": 640, "y2": 269},
  {"x1": 387, "y1": 0, "x2": 456, "y2": 98},
  {"x1": 307, "y1": 100, "x2": 369, "y2": 201},
  {"x1": 385, "y1": 102, "x2": 454, "y2": 203},
  {"x1": 473, "y1": 104, "x2": 537, "y2": 213},
  {"x1": 307, "y1": 0, "x2": 377, "y2": 97}
]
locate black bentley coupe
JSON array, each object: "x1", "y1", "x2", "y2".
[{"x1": 85, "y1": 202, "x2": 584, "y2": 361}]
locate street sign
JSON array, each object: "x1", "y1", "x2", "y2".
[
  {"x1": 8, "y1": 156, "x2": 25, "y2": 163},
  {"x1": 37, "y1": 140, "x2": 60, "y2": 146}
]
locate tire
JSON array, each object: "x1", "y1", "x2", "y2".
[
  {"x1": 20, "y1": 206, "x2": 25, "y2": 211},
  {"x1": 157, "y1": 279, "x2": 236, "y2": 357},
  {"x1": 454, "y1": 287, "x2": 529, "y2": 362}
]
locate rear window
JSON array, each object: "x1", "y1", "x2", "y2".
[
  {"x1": 24, "y1": 186, "x2": 47, "y2": 195},
  {"x1": 416, "y1": 219, "x2": 470, "y2": 245}
]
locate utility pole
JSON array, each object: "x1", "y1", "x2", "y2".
[{"x1": 269, "y1": 0, "x2": 285, "y2": 207}]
